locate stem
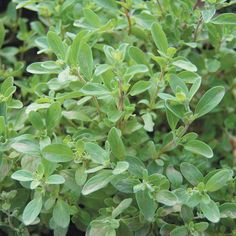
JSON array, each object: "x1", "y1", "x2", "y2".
[
  {"x1": 193, "y1": 0, "x2": 203, "y2": 10},
  {"x1": 155, "y1": 123, "x2": 190, "y2": 159},
  {"x1": 193, "y1": 17, "x2": 203, "y2": 42},
  {"x1": 117, "y1": 78, "x2": 125, "y2": 128},
  {"x1": 75, "y1": 70, "x2": 102, "y2": 119},
  {"x1": 150, "y1": 68, "x2": 165, "y2": 109},
  {"x1": 156, "y1": 0, "x2": 164, "y2": 14},
  {"x1": 122, "y1": 0, "x2": 132, "y2": 34}
]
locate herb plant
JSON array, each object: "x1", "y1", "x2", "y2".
[{"x1": 1, "y1": 0, "x2": 236, "y2": 235}]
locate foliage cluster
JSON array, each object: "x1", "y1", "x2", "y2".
[{"x1": 1, "y1": 0, "x2": 236, "y2": 235}]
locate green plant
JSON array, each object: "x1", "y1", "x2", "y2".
[{"x1": 1, "y1": 0, "x2": 236, "y2": 235}]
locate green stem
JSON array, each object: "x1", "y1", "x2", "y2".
[{"x1": 155, "y1": 122, "x2": 190, "y2": 159}]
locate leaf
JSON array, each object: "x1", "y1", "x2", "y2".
[
  {"x1": 75, "y1": 165, "x2": 87, "y2": 186},
  {"x1": 28, "y1": 111, "x2": 44, "y2": 130},
  {"x1": 125, "y1": 65, "x2": 149, "y2": 80},
  {"x1": 195, "y1": 222, "x2": 209, "y2": 232},
  {"x1": 166, "y1": 166, "x2": 183, "y2": 188},
  {"x1": 129, "y1": 81, "x2": 151, "y2": 96},
  {"x1": 45, "y1": 174, "x2": 65, "y2": 185},
  {"x1": 202, "y1": 7, "x2": 216, "y2": 23},
  {"x1": 166, "y1": 108, "x2": 179, "y2": 130},
  {"x1": 184, "y1": 140, "x2": 213, "y2": 158},
  {"x1": 195, "y1": 86, "x2": 225, "y2": 118},
  {"x1": 53, "y1": 199, "x2": 70, "y2": 228},
  {"x1": 11, "y1": 170, "x2": 34, "y2": 182},
  {"x1": 108, "y1": 127, "x2": 126, "y2": 161},
  {"x1": 82, "y1": 170, "x2": 113, "y2": 195},
  {"x1": 46, "y1": 102, "x2": 62, "y2": 132},
  {"x1": 42, "y1": 144, "x2": 74, "y2": 163},
  {"x1": 26, "y1": 62, "x2": 61, "y2": 74},
  {"x1": 83, "y1": 8, "x2": 101, "y2": 27},
  {"x1": 0, "y1": 21, "x2": 5, "y2": 49},
  {"x1": 11, "y1": 139, "x2": 40, "y2": 156},
  {"x1": 211, "y1": 13, "x2": 236, "y2": 25},
  {"x1": 170, "y1": 226, "x2": 188, "y2": 236},
  {"x1": 180, "y1": 162, "x2": 203, "y2": 186},
  {"x1": 129, "y1": 46, "x2": 148, "y2": 65},
  {"x1": 165, "y1": 100, "x2": 186, "y2": 119},
  {"x1": 156, "y1": 190, "x2": 178, "y2": 206},
  {"x1": 81, "y1": 83, "x2": 110, "y2": 96},
  {"x1": 205, "y1": 169, "x2": 233, "y2": 192},
  {"x1": 172, "y1": 60, "x2": 197, "y2": 72},
  {"x1": 135, "y1": 189, "x2": 157, "y2": 222},
  {"x1": 22, "y1": 197, "x2": 42, "y2": 225},
  {"x1": 112, "y1": 161, "x2": 129, "y2": 175},
  {"x1": 142, "y1": 113, "x2": 154, "y2": 132},
  {"x1": 112, "y1": 198, "x2": 132, "y2": 218},
  {"x1": 47, "y1": 31, "x2": 65, "y2": 60},
  {"x1": 200, "y1": 199, "x2": 220, "y2": 223},
  {"x1": 68, "y1": 31, "x2": 86, "y2": 67},
  {"x1": 220, "y1": 203, "x2": 236, "y2": 219},
  {"x1": 151, "y1": 22, "x2": 168, "y2": 53},
  {"x1": 78, "y1": 43, "x2": 93, "y2": 80},
  {"x1": 85, "y1": 142, "x2": 109, "y2": 165}
]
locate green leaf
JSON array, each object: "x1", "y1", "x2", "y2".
[
  {"x1": 45, "y1": 174, "x2": 65, "y2": 185},
  {"x1": 85, "y1": 142, "x2": 109, "y2": 165},
  {"x1": 22, "y1": 196, "x2": 42, "y2": 225},
  {"x1": 11, "y1": 170, "x2": 34, "y2": 182},
  {"x1": 184, "y1": 140, "x2": 213, "y2": 158},
  {"x1": 26, "y1": 62, "x2": 61, "y2": 74},
  {"x1": 42, "y1": 144, "x2": 74, "y2": 163},
  {"x1": 220, "y1": 203, "x2": 236, "y2": 219},
  {"x1": 170, "y1": 226, "x2": 188, "y2": 236},
  {"x1": 166, "y1": 166, "x2": 183, "y2": 188},
  {"x1": 180, "y1": 162, "x2": 203, "y2": 186},
  {"x1": 129, "y1": 81, "x2": 151, "y2": 96},
  {"x1": 195, "y1": 222, "x2": 209, "y2": 232},
  {"x1": 28, "y1": 111, "x2": 44, "y2": 130},
  {"x1": 165, "y1": 101, "x2": 186, "y2": 119},
  {"x1": 78, "y1": 43, "x2": 93, "y2": 80},
  {"x1": 200, "y1": 199, "x2": 220, "y2": 223},
  {"x1": 211, "y1": 13, "x2": 236, "y2": 25},
  {"x1": 108, "y1": 127, "x2": 126, "y2": 161},
  {"x1": 125, "y1": 65, "x2": 149, "y2": 80},
  {"x1": 81, "y1": 83, "x2": 110, "y2": 96},
  {"x1": 135, "y1": 189, "x2": 157, "y2": 222},
  {"x1": 53, "y1": 199, "x2": 70, "y2": 228},
  {"x1": 112, "y1": 161, "x2": 129, "y2": 175},
  {"x1": 156, "y1": 190, "x2": 177, "y2": 206},
  {"x1": 172, "y1": 60, "x2": 197, "y2": 72},
  {"x1": 47, "y1": 31, "x2": 66, "y2": 60},
  {"x1": 75, "y1": 165, "x2": 87, "y2": 186},
  {"x1": 83, "y1": 9, "x2": 101, "y2": 27},
  {"x1": 129, "y1": 46, "x2": 148, "y2": 65},
  {"x1": 166, "y1": 107, "x2": 179, "y2": 130},
  {"x1": 205, "y1": 169, "x2": 233, "y2": 192},
  {"x1": 112, "y1": 198, "x2": 132, "y2": 218},
  {"x1": 0, "y1": 21, "x2": 6, "y2": 49},
  {"x1": 46, "y1": 102, "x2": 62, "y2": 132},
  {"x1": 195, "y1": 86, "x2": 225, "y2": 118},
  {"x1": 68, "y1": 31, "x2": 86, "y2": 67},
  {"x1": 151, "y1": 22, "x2": 168, "y2": 53},
  {"x1": 82, "y1": 170, "x2": 113, "y2": 195}
]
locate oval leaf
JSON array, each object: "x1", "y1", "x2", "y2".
[
  {"x1": 184, "y1": 140, "x2": 213, "y2": 158},
  {"x1": 205, "y1": 169, "x2": 233, "y2": 192},
  {"x1": 180, "y1": 162, "x2": 203, "y2": 186},
  {"x1": 42, "y1": 144, "x2": 74, "y2": 163},
  {"x1": 23, "y1": 197, "x2": 42, "y2": 225},
  {"x1": 195, "y1": 86, "x2": 225, "y2": 118},
  {"x1": 82, "y1": 170, "x2": 113, "y2": 195}
]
